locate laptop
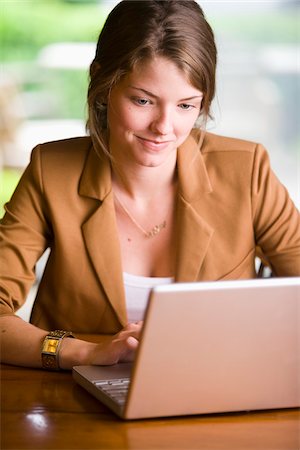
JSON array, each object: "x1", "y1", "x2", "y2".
[{"x1": 73, "y1": 277, "x2": 300, "y2": 420}]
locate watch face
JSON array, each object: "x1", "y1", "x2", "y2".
[{"x1": 43, "y1": 338, "x2": 59, "y2": 354}]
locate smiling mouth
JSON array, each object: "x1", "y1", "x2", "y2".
[{"x1": 136, "y1": 136, "x2": 172, "y2": 147}]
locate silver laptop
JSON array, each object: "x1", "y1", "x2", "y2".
[{"x1": 73, "y1": 277, "x2": 300, "y2": 420}]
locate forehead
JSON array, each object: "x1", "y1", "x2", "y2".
[{"x1": 117, "y1": 56, "x2": 202, "y2": 97}]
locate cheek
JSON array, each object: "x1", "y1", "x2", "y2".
[
  {"x1": 176, "y1": 114, "x2": 198, "y2": 135},
  {"x1": 109, "y1": 103, "x2": 148, "y2": 132}
]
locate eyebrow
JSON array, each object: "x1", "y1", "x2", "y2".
[{"x1": 128, "y1": 85, "x2": 203, "y2": 101}]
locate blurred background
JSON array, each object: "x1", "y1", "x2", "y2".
[{"x1": 1, "y1": 0, "x2": 299, "y2": 216}]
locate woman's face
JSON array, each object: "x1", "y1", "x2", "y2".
[{"x1": 107, "y1": 56, "x2": 203, "y2": 169}]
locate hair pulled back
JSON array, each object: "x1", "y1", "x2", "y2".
[{"x1": 87, "y1": 0, "x2": 217, "y2": 156}]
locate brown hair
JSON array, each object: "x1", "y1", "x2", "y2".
[{"x1": 87, "y1": 0, "x2": 217, "y2": 157}]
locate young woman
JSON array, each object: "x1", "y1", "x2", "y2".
[{"x1": 1, "y1": 1, "x2": 299, "y2": 370}]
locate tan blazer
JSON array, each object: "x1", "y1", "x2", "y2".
[{"x1": 1, "y1": 131, "x2": 299, "y2": 333}]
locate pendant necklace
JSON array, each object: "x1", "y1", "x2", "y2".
[{"x1": 114, "y1": 192, "x2": 166, "y2": 239}]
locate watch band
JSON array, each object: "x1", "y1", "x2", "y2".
[{"x1": 41, "y1": 330, "x2": 75, "y2": 370}]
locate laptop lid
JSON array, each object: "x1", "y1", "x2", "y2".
[{"x1": 73, "y1": 277, "x2": 300, "y2": 420}]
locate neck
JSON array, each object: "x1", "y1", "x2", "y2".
[{"x1": 111, "y1": 159, "x2": 177, "y2": 202}]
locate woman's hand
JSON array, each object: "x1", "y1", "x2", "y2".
[
  {"x1": 64, "y1": 321, "x2": 144, "y2": 368},
  {"x1": 94, "y1": 321, "x2": 143, "y2": 365}
]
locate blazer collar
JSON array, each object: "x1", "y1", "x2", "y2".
[
  {"x1": 78, "y1": 131, "x2": 212, "y2": 202},
  {"x1": 175, "y1": 130, "x2": 214, "y2": 281},
  {"x1": 177, "y1": 129, "x2": 212, "y2": 202},
  {"x1": 79, "y1": 144, "x2": 112, "y2": 201},
  {"x1": 79, "y1": 146, "x2": 128, "y2": 326}
]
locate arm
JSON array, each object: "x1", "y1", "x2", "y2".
[
  {"x1": 0, "y1": 144, "x2": 141, "y2": 369},
  {"x1": 0, "y1": 315, "x2": 141, "y2": 369},
  {"x1": 252, "y1": 144, "x2": 300, "y2": 276}
]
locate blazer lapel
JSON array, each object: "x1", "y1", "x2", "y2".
[
  {"x1": 175, "y1": 131, "x2": 214, "y2": 281},
  {"x1": 79, "y1": 147, "x2": 127, "y2": 326}
]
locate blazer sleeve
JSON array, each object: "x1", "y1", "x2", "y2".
[
  {"x1": 251, "y1": 144, "x2": 300, "y2": 276},
  {"x1": 0, "y1": 145, "x2": 51, "y2": 316}
]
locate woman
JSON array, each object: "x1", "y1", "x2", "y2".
[{"x1": 1, "y1": 0, "x2": 299, "y2": 370}]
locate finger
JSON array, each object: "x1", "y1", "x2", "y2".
[
  {"x1": 126, "y1": 336, "x2": 139, "y2": 350},
  {"x1": 118, "y1": 325, "x2": 142, "y2": 341},
  {"x1": 111, "y1": 335, "x2": 139, "y2": 363},
  {"x1": 121, "y1": 329, "x2": 141, "y2": 342},
  {"x1": 123, "y1": 322, "x2": 143, "y2": 332}
]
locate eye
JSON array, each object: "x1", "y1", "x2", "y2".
[
  {"x1": 179, "y1": 103, "x2": 195, "y2": 111},
  {"x1": 131, "y1": 97, "x2": 152, "y2": 106}
]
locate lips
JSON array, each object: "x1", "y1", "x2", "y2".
[{"x1": 136, "y1": 136, "x2": 173, "y2": 151}]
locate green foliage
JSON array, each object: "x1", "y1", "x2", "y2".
[
  {"x1": 42, "y1": 69, "x2": 90, "y2": 119},
  {"x1": 209, "y1": 10, "x2": 299, "y2": 44},
  {"x1": 0, "y1": 0, "x2": 106, "y2": 119},
  {"x1": 0, "y1": 169, "x2": 22, "y2": 217},
  {"x1": 0, "y1": 0, "x2": 106, "y2": 61}
]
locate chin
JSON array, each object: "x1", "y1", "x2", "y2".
[{"x1": 139, "y1": 152, "x2": 176, "y2": 169}]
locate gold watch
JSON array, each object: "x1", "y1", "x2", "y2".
[{"x1": 41, "y1": 330, "x2": 75, "y2": 370}]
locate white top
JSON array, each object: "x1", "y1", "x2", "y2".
[{"x1": 123, "y1": 272, "x2": 174, "y2": 323}]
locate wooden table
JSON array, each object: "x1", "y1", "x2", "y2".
[{"x1": 1, "y1": 364, "x2": 299, "y2": 450}]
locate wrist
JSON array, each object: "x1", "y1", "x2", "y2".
[
  {"x1": 41, "y1": 330, "x2": 75, "y2": 370},
  {"x1": 58, "y1": 338, "x2": 98, "y2": 369}
]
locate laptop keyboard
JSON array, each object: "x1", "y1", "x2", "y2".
[{"x1": 94, "y1": 378, "x2": 130, "y2": 406}]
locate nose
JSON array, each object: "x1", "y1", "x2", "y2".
[{"x1": 150, "y1": 108, "x2": 174, "y2": 136}]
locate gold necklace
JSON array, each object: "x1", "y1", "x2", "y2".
[{"x1": 114, "y1": 192, "x2": 167, "y2": 238}]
